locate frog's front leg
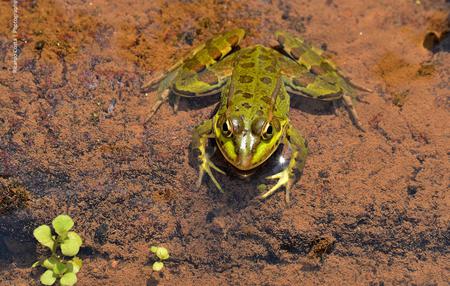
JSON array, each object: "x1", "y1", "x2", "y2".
[
  {"x1": 262, "y1": 124, "x2": 308, "y2": 203},
  {"x1": 191, "y1": 119, "x2": 226, "y2": 192}
]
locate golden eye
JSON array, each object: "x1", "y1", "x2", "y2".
[
  {"x1": 262, "y1": 122, "x2": 273, "y2": 140},
  {"x1": 222, "y1": 120, "x2": 233, "y2": 137}
]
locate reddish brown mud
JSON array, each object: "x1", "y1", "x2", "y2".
[{"x1": 0, "y1": 0, "x2": 449, "y2": 285}]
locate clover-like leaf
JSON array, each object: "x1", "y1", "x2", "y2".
[
  {"x1": 156, "y1": 247, "x2": 169, "y2": 260},
  {"x1": 42, "y1": 257, "x2": 59, "y2": 270},
  {"x1": 60, "y1": 232, "x2": 82, "y2": 256},
  {"x1": 67, "y1": 257, "x2": 83, "y2": 274},
  {"x1": 60, "y1": 272, "x2": 77, "y2": 286},
  {"x1": 150, "y1": 246, "x2": 158, "y2": 253},
  {"x1": 52, "y1": 215, "x2": 74, "y2": 236},
  {"x1": 40, "y1": 269, "x2": 57, "y2": 285},
  {"x1": 53, "y1": 261, "x2": 68, "y2": 275},
  {"x1": 152, "y1": 261, "x2": 164, "y2": 271},
  {"x1": 33, "y1": 225, "x2": 55, "y2": 250},
  {"x1": 68, "y1": 232, "x2": 82, "y2": 246}
]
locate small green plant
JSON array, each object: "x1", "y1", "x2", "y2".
[
  {"x1": 32, "y1": 214, "x2": 83, "y2": 286},
  {"x1": 150, "y1": 246, "x2": 170, "y2": 271}
]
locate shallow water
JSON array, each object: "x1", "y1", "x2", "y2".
[{"x1": 0, "y1": 0, "x2": 449, "y2": 285}]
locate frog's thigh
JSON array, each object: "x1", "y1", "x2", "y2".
[
  {"x1": 173, "y1": 55, "x2": 235, "y2": 97},
  {"x1": 143, "y1": 28, "x2": 244, "y2": 92},
  {"x1": 284, "y1": 75, "x2": 342, "y2": 101}
]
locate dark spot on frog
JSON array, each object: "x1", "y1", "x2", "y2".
[
  {"x1": 260, "y1": 77, "x2": 272, "y2": 85},
  {"x1": 261, "y1": 96, "x2": 272, "y2": 104},
  {"x1": 208, "y1": 46, "x2": 222, "y2": 61},
  {"x1": 256, "y1": 110, "x2": 264, "y2": 116},
  {"x1": 242, "y1": 92, "x2": 253, "y2": 98},
  {"x1": 226, "y1": 35, "x2": 240, "y2": 46},
  {"x1": 279, "y1": 93, "x2": 285, "y2": 100},
  {"x1": 310, "y1": 65, "x2": 326, "y2": 75},
  {"x1": 265, "y1": 65, "x2": 276, "y2": 73},
  {"x1": 185, "y1": 58, "x2": 206, "y2": 73},
  {"x1": 272, "y1": 118, "x2": 281, "y2": 131},
  {"x1": 258, "y1": 54, "x2": 271, "y2": 61},
  {"x1": 198, "y1": 70, "x2": 219, "y2": 85},
  {"x1": 240, "y1": 62, "x2": 255, "y2": 68},
  {"x1": 239, "y1": 75, "x2": 254, "y2": 83},
  {"x1": 293, "y1": 73, "x2": 315, "y2": 86},
  {"x1": 242, "y1": 102, "x2": 251, "y2": 109},
  {"x1": 290, "y1": 46, "x2": 307, "y2": 59}
]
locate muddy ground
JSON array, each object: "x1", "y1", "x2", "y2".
[{"x1": 0, "y1": 0, "x2": 449, "y2": 285}]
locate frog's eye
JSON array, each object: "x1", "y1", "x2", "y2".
[
  {"x1": 221, "y1": 120, "x2": 233, "y2": 137},
  {"x1": 261, "y1": 123, "x2": 274, "y2": 140}
]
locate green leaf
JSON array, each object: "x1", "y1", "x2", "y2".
[
  {"x1": 67, "y1": 257, "x2": 83, "y2": 274},
  {"x1": 32, "y1": 261, "x2": 40, "y2": 268},
  {"x1": 156, "y1": 247, "x2": 169, "y2": 260},
  {"x1": 60, "y1": 272, "x2": 77, "y2": 286},
  {"x1": 152, "y1": 261, "x2": 164, "y2": 271},
  {"x1": 60, "y1": 240, "x2": 80, "y2": 257},
  {"x1": 33, "y1": 225, "x2": 55, "y2": 250},
  {"x1": 40, "y1": 269, "x2": 57, "y2": 285},
  {"x1": 52, "y1": 215, "x2": 74, "y2": 236},
  {"x1": 150, "y1": 246, "x2": 158, "y2": 253},
  {"x1": 67, "y1": 232, "x2": 83, "y2": 246},
  {"x1": 53, "y1": 261, "x2": 67, "y2": 275},
  {"x1": 60, "y1": 232, "x2": 82, "y2": 256},
  {"x1": 42, "y1": 257, "x2": 59, "y2": 270}
]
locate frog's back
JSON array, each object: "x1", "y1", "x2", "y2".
[{"x1": 221, "y1": 45, "x2": 289, "y2": 120}]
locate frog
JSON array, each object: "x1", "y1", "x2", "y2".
[{"x1": 142, "y1": 29, "x2": 367, "y2": 202}]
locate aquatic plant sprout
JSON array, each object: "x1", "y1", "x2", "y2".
[
  {"x1": 150, "y1": 246, "x2": 170, "y2": 271},
  {"x1": 32, "y1": 214, "x2": 83, "y2": 286}
]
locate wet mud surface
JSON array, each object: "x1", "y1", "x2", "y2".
[{"x1": 0, "y1": 0, "x2": 449, "y2": 285}]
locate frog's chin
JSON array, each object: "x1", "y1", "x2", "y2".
[{"x1": 233, "y1": 167, "x2": 257, "y2": 178}]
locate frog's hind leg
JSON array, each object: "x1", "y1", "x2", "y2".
[
  {"x1": 142, "y1": 29, "x2": 245, "y2": 123},
  {"x1": 275, "y1": 31, "x2": 369, "y2": 130}
]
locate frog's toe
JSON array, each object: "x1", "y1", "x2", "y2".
[
  {"x1": 197, "y1": 158, "x2": 225, "y2": 192},
  {"x1": 263, "y1": 169, "x2": 292, "y2": 202},
  {"x1": 145, "y1": 89, "x2": 170, "y2": 124}
]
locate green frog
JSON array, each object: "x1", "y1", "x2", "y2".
[{"x1": 142, "y1": 29, "x2": 367, "y2": 202}]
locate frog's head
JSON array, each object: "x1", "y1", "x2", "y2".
[{"x1": 214, "y1": 114, "x2": 286, "y2": 171}]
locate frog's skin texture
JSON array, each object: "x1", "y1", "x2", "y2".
[{"x1": 142, "y1": 29, "x2": 367, "y2": 202}]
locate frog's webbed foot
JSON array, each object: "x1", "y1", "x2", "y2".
[
  {"x1": 192, "y1": 119, "x2": 227, "y2": 192},
  {"x1": 261, "y1": 125, "x2": 308, "y2": 203},
  {"x1": 197, "y1": 153, "x2": 226, "y2": 192},
  {"x1": 263, "y1": 169, "x2": 293, "y2": 203},
  {"x1": 143, "y1": 69, "x2": 180, "y2": 124}
]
